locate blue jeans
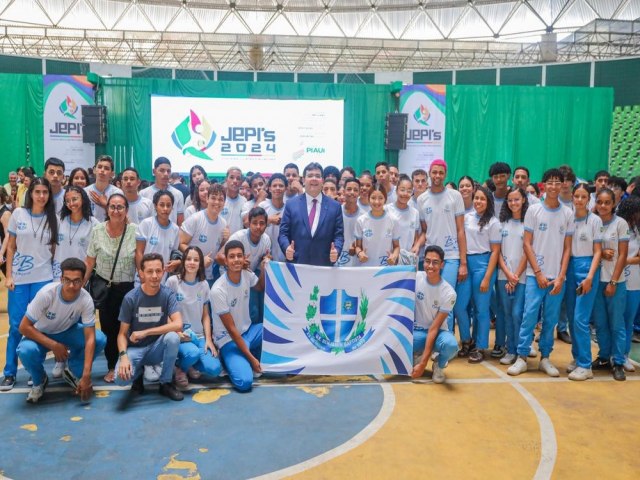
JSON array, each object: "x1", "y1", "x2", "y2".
[
  {"x1": 454, "y1": 253, "x2": 496, "y2": 349},
  {"x1": 17, "y1": 325, "x2": 107, "y2": 386},
  {"x1": 115, "y1": 332, "x2": 181, "y2": 385},
  {"x1": 492, "y1": 286, "x2": 506, "y2": 348},
  {"x1": 593, "y1": 281, "x2": 627, "y2": 365},
  {"x1": 625, "y1": 290, "x2": 640, "y2": 355},
  {"x1": 177, "y1": 342, "x2": 200, "y2": 372},
  {"x1": 518, "y1": 276, "x2": 566, "y2": 358},
  {"x1": 442, "y1": 258, "x2": 459, "y2": 331},
  {"x1": 4, "y1": 280, "x2": 50, "y2": 377},
  {"x1": 565, "y1": 257, "x2": 600, "y2": 368},
  {"x1": 413, "y1": 328, "x2": 458, "y2": 368},
  {"x1": 497, "y1": 280, "x2": 525, "y2": 355},
  {"x1": 220, "y1": 324, "x2": 263, "y2": 392}
]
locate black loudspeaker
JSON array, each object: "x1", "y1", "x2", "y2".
[
  {"x1": 82, "y1": 105, "x2": 107, "y2": 144},
  {"x1": 385, "y1": 113, "x2": 407, "y2": 150}
]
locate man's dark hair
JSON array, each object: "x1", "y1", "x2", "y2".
[
  {"x1": 375, "y1": 161, "x2": 389, "y2": 171},
  {"x1": 558, "y1": 165, "x2": 576, "y2": 183},
  {"x1": 594, "y1": 170, "x2": 610, "y2": 181},
  {"x1": 514, "y1": 166, "x2": 530, "y2": 178},
  {"x1": 95, "y1": 155, "x2": 114, "y2": 170},
  {"x1": 411, "y1": 169, "x2": 427, "y2": 179},
  {"x1": 283, "y1": 163, "x2": 299, "y2": 173},
  {"x1": 248, "y1": 206, "x2": 268, "y2": 223},
  {"x1": 542, "y1": 168, "x2": 564, "y2": 183},
  {"x1": 303, "y1": 162, "x2": 323, "y2": 178},
  {"x1": 608, "y1": 176, "x2": 628, "y2": 192},
  {"x1": 121, "y1": 167, "x2": 140, "y2": 179},
  {"x1": 489, "y1": 162, "x2": 512, "y2": 177},
  {"x1": 153, "y1": 189, "x2": 174, "y2": 206},
  {"x1": 154, "y1": 157, "x2": 171, "y2": 169},
  {"x1": 425, "y1": 245, "x2": 445, "y2": 262},
  {"x1": 60, "y1": 257, "x2": 86, "y2": 278},
  {"x1": 323, "y1": 165, "x2": 340, "y2": 181},
  {"x1": 140, "y1": 252, "x2": 164, "y2": 270},
  {"x1": 45, "y1": 157, "x2": 65, "y2": 172},
  {"x1": 344, "y1": 177, "x2": 360, "y2": 188},
  {"x1": 224, "y1": 239, "x2": 245, "y2": 256}
]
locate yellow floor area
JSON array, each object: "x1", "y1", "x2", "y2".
[{"x1": 1, "y1": 285, "x2": 639, "y2": 479}]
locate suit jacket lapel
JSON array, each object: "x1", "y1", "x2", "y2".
[{"x1": 316, "y1": 194, "x2": 329, "y2": 235}]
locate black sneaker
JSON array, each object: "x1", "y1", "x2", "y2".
[
  {"x1": 0, "y1": 376, "x2": 16, "y2": 391},
  {"x1": 613, "y1": 364, "x2": 626, "y2": 381},
  {"x1": 131, "y1": 375, "x2": 145, "y2": 395},
  {"x1": 468, "y1": 349, "x2": 484, "y2": 364},
  {"x1": 591, "y1": 358, "x2": 611, "y2": 370},
  {"x1": 159, "y1": 382, "x2": 184, "y2": 401},
  {"x1": 490, "y1": 345, "x2": 506, "y2": 358},
  {"x1": 557, "y1": 330, "x2": 572, "y2": 344}
]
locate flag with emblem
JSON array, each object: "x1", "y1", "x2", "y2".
[{"x1": 261, "y1": 263, "x2": 416, "y2": 375}]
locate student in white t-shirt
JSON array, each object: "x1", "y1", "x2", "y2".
[
  {"x1": 221, "y1": 167, "x2": 246, "y2": 234},
  {"x1": 210, "y1": 240, "x2": 267, "y2": 392},
  {"x1": 16, "y1": 258, "x2": 107, "y2": 403},
  {"x1": 185, "y1": 165, "x2": 208, "y2": 209},
  {"x1": 508, "y1": 169, "x2": 574, "y2": 378},
  {"x1": 338, "y1": 178, "x2": 363, "y2": 267},
  {"x1": 563, "y1": 183, "x2": 603, "y2": 381},
  {"x1": 592, "y1": 188, "x2": 629, "y2": 381},
  {"x1": 84, "y1": 155, "x2": 123, "y2": 222},
  {"x1": 184, "y1": 179, "x2": 210, "y2": 221},
  {"x1": 357, "y1": 172, "x2": 374, "y2": 213},
  {"x1": 618, "y1": 196, "x2": 640, "y2": 371},
  {"x1": 454, "y1": 185, "x2": 501, "y2": 363},
  {"x1": 139, "y1": 157, "x2": 185, "y2": 227},
  {"x1": 135, "y1": 189, "x2": 181, "y2": 281},
  {"x1": 166, "y1": 246, "x2": 222, "y2": 380},
  {"x1": 241, "y1": 173, "x2": 268, "y2": 227},
  {"x1": 121, "y1": 167, "x2": 154, "y2": 225},
  {"x1": 417, "y1": 159, "x2": 468, "y2": 330},
  {"x1": 497, "y1": 188, "x2": 529, "y2": 366},
  {"x1": 458, "y1": 176, "x2": 475, "y2": 214},
  {"x1": 180, "y1": 183, "x2": 229, "y2": 284},
  {"x1": 386, "y1": 175, "x2": 421, "y2": 263},
  {"x1": 354, "y1": 184, "x2": 400, "y2": 267},
  {"x1": 411, "y1": 245, "x2": 459, "y2": 383},
  {"x1": 259, "y1": 173, "x2": 286, "y2": 262},
  {"x1": 44, "y1": 157, "x2": 66, "y2": 215},
  {"x1": 1, "y1": 178, "x2": 59, "y2": 392},
  {"x1": 489, "y1": 162, "x2": 511, "y2": 220}
]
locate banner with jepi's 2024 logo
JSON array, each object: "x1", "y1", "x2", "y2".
[{"x1": 261, "y1": 263, "x2": 416, "y2": 375}]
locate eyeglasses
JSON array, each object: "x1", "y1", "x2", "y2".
[
  {"x1": 61, "y1": 278, "x2": 83, "y2": 287},
  {"x1": 108, "y1": 204, "x2": 126, "y2": 212},
  {"x1": 545, "y1": 181, "x2": 562, "y2": 186},
  {"x1": 423, "y1": 259, "x2": 442, "y2": 266}
]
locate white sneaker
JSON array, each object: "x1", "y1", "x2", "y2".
[
  {"x1": 431, "y1": 352, "x2": 440, "y2": 361},
  {"x1": 432, "y1": 362, "x2": 446, "y2": 384},
  {"x1": 500, "y1": 353, "x2": 517, "y2": 365},
  {"x1": 528, "y1": 345, "x2": 538, "y2": 358},
  {"x1": 219, "y1": 367, "x2": 228, "y2": 377},
  {"x1": 26, "y1": 376, "x2": 48, "y2": 404},
  {"x1": 623, "y1": 358, "x2": 636, "y2": 372},
  {"x1": 144, "y1": 364, "x2": 162, "y2": 382},
  {"x1": 507, "y1": 357, "x2": 528, "y2": 376},
  {"x1": 538, "y1": 358, "x2": 560, "y2": 377},
  {"x1": 566, "y1": 360, "x2": 577, "y2": 373},
  {"x1": 568, "y1": 366, "x2": 593, "y2": 381},
  {"x1": 52, "y1": 361, "x2": 65, "y2": 379}
]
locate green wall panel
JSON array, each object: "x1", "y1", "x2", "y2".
[
  {"x1": 257, "y1": 72, "x2": 294, "y2": 82},
  {"x1": 595, "y1": 58, "x2": 640, "y2": 106},
  {"x1": 456, "y1": 69, "x2": 496, "y2": 85},
  {"x1": 546, "y1": 62, "x2": 590, "y2": 87},
  {"x1": 500, "y1": 66, "x2": 542, "y2": 86},
  {"x1": 413, "y1": 71, "x2": 452, "y2": 85}
]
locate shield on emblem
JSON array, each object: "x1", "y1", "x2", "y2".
[{"x1": 319, "y1": 289, "x2": 358, "y2": 343}]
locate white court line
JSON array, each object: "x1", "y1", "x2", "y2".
[
  {"x1": 482, "y1": 362, "x2": 557, "y2": 480},
  {"x1": 250, "y1": 383, "x2": 395, "y2": 480}
]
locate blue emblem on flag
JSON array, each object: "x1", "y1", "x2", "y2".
[{"x1": 319, "y1": 289, "x2": 358, "y2": 343}]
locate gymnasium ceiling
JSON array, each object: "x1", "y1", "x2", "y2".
[{"x1": 0, "y1": 0, "x2": 639, "y2": 72}]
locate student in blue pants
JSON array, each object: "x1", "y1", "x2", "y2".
[
  {"x1": 564, "y1": 184, "x2": 602, "y2": 381},
  {"x1": 508, "y1": 169, "x2": 573, "y2": 377},
  {"x1": 591, "y1": 188, "x2": 629, "y2": 381}
]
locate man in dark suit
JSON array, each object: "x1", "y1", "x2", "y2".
[{"x1": 278, "y1": 162, "x2": 344, "y2": 266}]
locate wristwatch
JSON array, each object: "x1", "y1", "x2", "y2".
[
  {"x1": 118, "y1": 350, "x2": 128, "y2": 357},
  {"x1": 609, "y1": 280, "x2": 617, "y2": 287}
]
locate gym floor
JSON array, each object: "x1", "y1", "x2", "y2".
[{"x1": 0, "y1": 287, "x2": 638, "y2": 480}]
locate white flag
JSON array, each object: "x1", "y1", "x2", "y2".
[{"x1": 261, "y1": 263, "x2": 416, "y2": 375}]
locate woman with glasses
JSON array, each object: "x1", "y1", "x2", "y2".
[
  {"x1": 1, "y1": 178, "x2": 58, "y2": 391},
  {"x1": 84, "y1": 193, "x2": 136, "y2": 383}
]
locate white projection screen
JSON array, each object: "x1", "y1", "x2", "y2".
[{"x1": 151, "y1": 96, "x2": 344, "y2": 175}]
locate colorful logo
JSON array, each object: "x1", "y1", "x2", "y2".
[
  {"x1": 59, "y1": 96, "x2": 78, "y2": 119},
  {"x1": 413, "y1": 104, "x2": 430, "y2": 126},
  {"x1": 172, "y1": 110, "x2": 216, "y2": 160},
  {"x1": 303, "y1": 287, "x2": 374, "y2": 354}
]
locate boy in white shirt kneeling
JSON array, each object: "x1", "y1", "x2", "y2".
[{"x1": 412, "y1": 245, "x2": 459, "y2": 383}]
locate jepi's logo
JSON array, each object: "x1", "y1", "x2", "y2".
[
  {"x1": 172, "y1": 110, "x2": 216, "y2": 160},
  {"x1": 59, "y1": 96, "x2": 78, "y2": 119},
  {"x1": 303, "y1": 287, "x2": 374, "y2": 354},
  {"x1": 413, "y1": 105, "x2": 430, "y2": 126}
]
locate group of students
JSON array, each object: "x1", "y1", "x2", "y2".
[{"x1": 0, "y1": 154, "x2": 638, "y2": 405}]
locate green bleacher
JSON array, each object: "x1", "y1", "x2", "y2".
[{"x1": 610, "y1": 105, "x2": 640, "y2": 178}]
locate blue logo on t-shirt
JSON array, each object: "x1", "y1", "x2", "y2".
[
  {"x1": 176, "y1": 293, "x2": 184, "y2": 302},
  {"x1": 13, "y1": 253, "x2": 34, "y2": 273},
  {"x1": 337, "y1": 251, "x2": 350, "y2": 266},
  {"x1": 199, "y1": 234, "x2": 208, "y2": 243},
  {"x1": 57, "y1": 234, "x2": 64, "y2": 242},
  {"x1": 539, "y1": 223, "x2": 548, "y2": 231},
  {"x1": 17, "y1": 221, "x2": 27, "y2": 231},
  {"x1": 416, "y1": 292, "x2": 424, "y2": 300},
  {"x1": 149, "y1": 235, "x2": 159, "y2": 246},
  {"x1": 45, "y1": 311, "x2": 56, "y2": 320},
  {"x1": 230, "y1": 298, "x2": 237, "y2": 307},
  {"x1": 221, "y1": 207, "x2": 229, "y2": 216},
  {"x1": 536, "y1": 254, "x2": 545, "y2": 267},
  {"x1": 363, "y1": 229, "x2": 373, "y2": 238}
]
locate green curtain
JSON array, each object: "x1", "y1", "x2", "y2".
[
  {"x1": 97, "y1": 78, "x2": 395, "y2": 180},
  {"x1": 444, "y1": 86, "x2": 613, "y2": 184},
  {"x1": 0, "y1": 74, "x2": 43, "y2": 181}
]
